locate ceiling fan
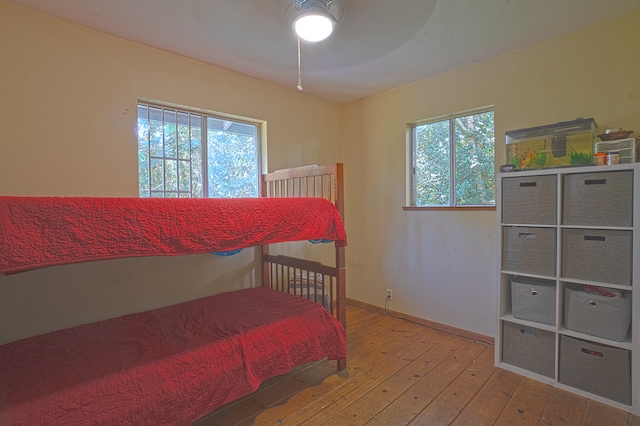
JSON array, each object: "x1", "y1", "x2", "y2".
[{"x1": 291, "y1": 0, "x2": 340, "y2": 90}]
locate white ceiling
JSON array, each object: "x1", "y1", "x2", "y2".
[{"x1": 7, "y1": 0, "x2": 640, "y2": 103}]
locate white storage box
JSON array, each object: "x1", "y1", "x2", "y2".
[
  {"x1": 564, "y1": 287, "x2": 632, "y2": 341},
  {"x1": 594, "y1": 138, "x2": 637, "y2": 163},
  {"x1": 511, "y1": 277, "x2": 556, "y2": 325}
]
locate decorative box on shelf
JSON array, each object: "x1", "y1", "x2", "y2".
[
  {"x1": 594, "y1": 138, "x2": 637, "y2": 163},
  {"x1": 506, "y1": 117, "x2": 597, "y2": 170}
]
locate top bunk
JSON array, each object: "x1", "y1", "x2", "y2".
[{"x1": 0, "y1": 163, "x2": 346, "y2": 275}]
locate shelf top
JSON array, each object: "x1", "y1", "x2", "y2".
[{"x1": 498, "y1": 162, "x2": 639, "y2": 177}]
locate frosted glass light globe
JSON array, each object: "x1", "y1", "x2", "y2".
[{"x1": 294, "y1": 13, "x2": 335, "y2": 42}]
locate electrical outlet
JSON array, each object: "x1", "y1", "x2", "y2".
[{"x1": 386, "y1": 289, "x2": 392, "y2": 300}]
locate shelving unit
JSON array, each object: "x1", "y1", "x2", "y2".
[{"x1": 496, "y1": 162, "x2": 639, "y2": 414}]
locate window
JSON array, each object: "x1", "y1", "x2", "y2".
[
  {"x1": 137, "y1": 103, "x2": 260, "y2": 198},
  {"x1": 411, "y1": 109, "x2": 495, "y2": 207}
]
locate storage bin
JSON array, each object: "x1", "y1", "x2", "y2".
[
  {"x1": 502, "y1": 321, "x2": 555, "y2": 378},
  {"x1": 562, "y1": 171, "x2": 633, "y2": 227},
  {"x1": 559, "y1": 335, "x2": 631, "y2": 405},
  {"x1": 561, "y1": 228, "x2": 632, "y2": 285},
  {"x1": 511, "y1": 277, "x2": 556, "y2": 325},
  {"x1": 502, "y1": 175, "x2": 557, "y2": 225},
  {"x1": 502, "y1": 227, "x2": 556, "y2": 276},
  {"x1": 564, "y1": 287, "x2": 631, "y2": 341}
]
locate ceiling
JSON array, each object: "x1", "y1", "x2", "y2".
[{"x1": 7, "y1": 0, "x2": 640, "y2": 103}]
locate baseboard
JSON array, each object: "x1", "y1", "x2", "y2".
[{"x1": 346, "y1": 298, "x2": 495, "y2": 346}]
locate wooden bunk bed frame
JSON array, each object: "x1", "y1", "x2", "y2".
[
  {"x1": 261, "y1": 163, "x2": 346, "y2": 370},
  {"x1": 0, "y1": 163, "x2": 347, "y2": 425}
]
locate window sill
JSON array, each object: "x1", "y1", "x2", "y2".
[{"x1": 403, "y1": 205, "x2": 496, "y2": 211}]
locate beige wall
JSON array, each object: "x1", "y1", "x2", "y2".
[
  {"x1": 2, "y1": 0, "x2": 639, "y2": 344},
  {"x1": 0, "y1": 1, "x2": 343, "y2": 344},
  {"x1": 343, "y1": 8, "x2": 640, "y2": 338}
]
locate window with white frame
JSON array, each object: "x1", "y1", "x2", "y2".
[
  {"x1": 137, "y1": 103, "x2": 260, "y2": 198},
  {"x1": 411, "y1": 109, "x2": 495, "y2": 207}
]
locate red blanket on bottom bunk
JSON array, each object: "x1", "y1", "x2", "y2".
[{"x1": 0, "y1": 287, "x2": 346, "y2": 425}]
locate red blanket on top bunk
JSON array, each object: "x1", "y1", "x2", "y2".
[
  {"x1": 0, "y1": 196, "x2": 347, "y2": 274},
  {"x1": 0, "y1": 287, "x2": 347, "y2": 426}
]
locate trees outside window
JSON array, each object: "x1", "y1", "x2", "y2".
[
  {"x1": 412, "y1": 110, "x2": 495, "y2": 207},
  {"x1": 137, "y1": 103, "x2": 260, "y2": 198}
]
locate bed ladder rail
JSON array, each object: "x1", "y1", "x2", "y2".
[{"x1": 263, "y1": 254, "x2": 338, "y2": 310}]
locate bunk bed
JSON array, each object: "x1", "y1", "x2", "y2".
[{"x1": 0, "y1": 163, "x2": 347, "y2": 426}]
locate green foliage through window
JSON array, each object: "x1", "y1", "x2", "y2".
[
  {"x1": 137, "y1": 104, "x2": 259, "y2": 198},
  {"x1": 412, "y1": 110, "x2": 495, "y2": 206}
]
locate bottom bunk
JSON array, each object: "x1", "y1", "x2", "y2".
[{"x1": 0, "y1": 287, "x2": 346, "y2": 426}]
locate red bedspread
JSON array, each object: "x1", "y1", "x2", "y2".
[
  {"x1": 0, "y1": 287, "x2": 346, "y2": 425},
  {"x1": 0, "y1": 196, "x2": 347, "y2": 274}
]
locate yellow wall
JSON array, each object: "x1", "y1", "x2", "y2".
[
  {"x1": 2, "y1": 0, "x2": 639, "y2": 343},
  {"x1": 0, "y1": 1, "x2": 343, "y2": 344},
  {"x1": 343, "y1": 8, "x2": 640, "y2": 337}
]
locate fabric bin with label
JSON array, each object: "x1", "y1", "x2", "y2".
[
  {"x1": 561, "y1": 228, "x2": 632, "y2": 286},
  {"x1": 502, "y1": 175, "x2": 557, "y2": 225},
  {"x1": 502, "y1": 226, "x2": 556, "y2": 276},
  {"x1": 502, "y1": 321, "x2": 555, "y2": 378},
  {"x1": 511, "y1": 277, "x2": 556, "y2": 325},
  {"x1": 564, "y1": 287, "x2": 631, "y2": 341},
  {"x1": 559, "y1": 335, "x2": 631, "y2": 405},
  {"x1": 562, "y1": 170, "x2": 633, "y2": 227}
]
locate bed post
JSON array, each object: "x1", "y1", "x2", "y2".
[
  {"x1": 336, "y1": 245, "x2": 346, "y2": 371},
  {"x1": 333, "y1": 163, "x2": 347, "y2": 371},
  {"x1": 260, "y1": 175, "x2": 271, "y2": 289},
  {"x1": 261, "y1": 163, "x2": 347, "y2": 371}
]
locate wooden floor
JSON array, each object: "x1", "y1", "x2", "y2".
[{"x1": 195, "y1": 304, "x2": 639, "y2": 425}]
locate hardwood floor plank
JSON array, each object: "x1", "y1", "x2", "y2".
[
  {"x1": 537, "y1": 387, "x2": 588, "y2": 426},
  {"x1": 408, "y1": 345, "x2": 496, "y2": 425},
  {"x1": 582, "y1": 400, "x2": 630, "y2": 426},
  {"x1": 322, "y1": 334, "x2": 469, "y2": 425},
  {"x1": 493, "y1": 377, "x2": 554, "y2": 425},
  {"x1": 345, "y1": 305, "x2": 384, "y2": 330},
  {"x1": 629, "y1": 413, "x2": 640, "y2": 426},
  {"x1": 363, "y1": 339, "x2": 487, "y2": 425},
  {"x1": 450, "y1": 367, "x2": 524, "y2": 426},
  {"x1": 275, "y1": 325, "x2": 450, "y2": 425}
]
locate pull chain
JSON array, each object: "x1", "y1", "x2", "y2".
[{"x1": 296, "y1": 36, "x2": 303, "y2": 91}]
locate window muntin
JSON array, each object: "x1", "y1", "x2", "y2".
[
  {"x1": 412, "y1": 110, "x2": 495, "y2": 207},
  {"x1": 137, "y1": 103, "x2": 260, "y2": 198}
]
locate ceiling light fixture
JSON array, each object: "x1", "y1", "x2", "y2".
[{"x1": 293, "y1": 0, "x2": 336, "y2": 42}]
